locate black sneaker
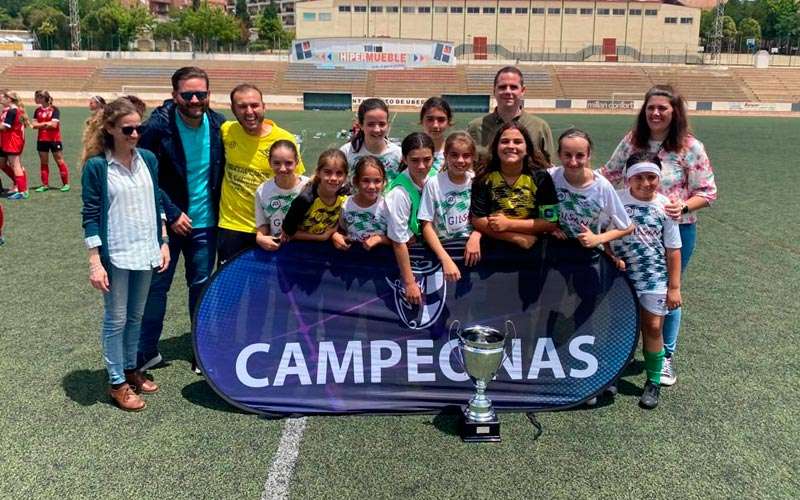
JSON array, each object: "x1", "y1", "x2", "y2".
[
  {"x1": 604, "y1": 383, "x2": 618, "y2": 397},
  {"x1": 639, "y1": 380, "x2": 660, "y2": 409}
]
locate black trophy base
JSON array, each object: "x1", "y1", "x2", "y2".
[{"x1": 460, "y1": 415, "x2": 501, "y2": 443}]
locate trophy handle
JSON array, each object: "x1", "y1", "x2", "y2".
[
  {"x1": 448, "y1": 320, "x2": 466, "y2": 372},
  {"x1": 502, "y1": 320, "x2": 518, "y2": 366},
  {"x1": 448, "y1": 320, "x2": 463, "y2": 342}
]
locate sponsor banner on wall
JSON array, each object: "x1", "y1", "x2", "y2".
[
  {"x1": 586, "y1": 99, "x2": 637, "y2": 110},
  {"x1": 194, "y1": 239, "x2": 639, "y2": 416},
  {"x1": 291, "y1": 38, "x2": 456, "y2": 69}
]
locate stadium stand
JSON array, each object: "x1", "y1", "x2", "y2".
[
  {"x1": 641, "y1": 67, "x2": 752, "y2": 102},
  {"x1": 282, "y1": 65, "x2": 368, "y2": 95},
  {"x1": 372, "y1": 67, "x2": 464, "y2": 97},
  {"x1": 84, "y1": 61, "x2": 281, "y2": 93},
  {"x1": 0, "y1": 60, "x2": 99, "y2": 91},
  {"x1": 734, "y1": 67, "x2": 800, "y2": 102},
  {"x1": 554, "y1": 66, "x2": 653, "y2": 100},
  {"x1": 0, "y1": 57, "x2": 797, "y2": 105},
  {"x1": 464, "y1": 66, "x2": 562, "y2": 99}
]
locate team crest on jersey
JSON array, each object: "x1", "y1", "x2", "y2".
[
  {"x1": 446, "y1": 193, "x2": 456, "y2": 205},
  {"x1": 386, "y1": 258, "x2": 446, "y2": 330},
  {"x1": 270, "y1": 200, "x2": 282, "y2": 209}
]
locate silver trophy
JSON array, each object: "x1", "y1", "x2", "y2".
[{"x1": 450, "y1": 320, "x2": 515, "y2": 442}]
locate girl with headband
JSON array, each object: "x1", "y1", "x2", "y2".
[{"x1": 608, "y1": 153, "x2": 682, "y2": 409}]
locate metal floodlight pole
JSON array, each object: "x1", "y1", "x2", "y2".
[
  {"x1": 711, "y1": 0, "x2": 724, "y2": 64},
  {"x1": 69, "y1": 0, "x2": 80, "y2": 52}
]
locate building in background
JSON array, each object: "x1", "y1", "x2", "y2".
[
  {"x1": 244, "y1": 0, "x2": 301, "y2": 28},
  {"x1": 124, "y1": 0, "x2": 229, "y2": 17},
  {"x1": 295, "y1": 0, "x2": 701, "y2": 59}
]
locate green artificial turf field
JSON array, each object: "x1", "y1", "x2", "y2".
[{"x1": 1, "y1": 107, "x2": 798, "y2": 498}]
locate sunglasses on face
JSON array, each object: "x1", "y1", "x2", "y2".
[
  {"x1": 179, "y1": 91, "x2": 209, "y2": 102},
  {"x1": 120, "y1": 125, "x2": 142, "y2": 136}
]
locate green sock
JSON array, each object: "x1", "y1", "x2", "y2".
[{"x1": 643, "y1": 348, "x2": 665, "y2": 385}]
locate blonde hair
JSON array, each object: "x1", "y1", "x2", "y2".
[
  {"x1": 2, "y1": 91, "x2": 32, "y2": 127},
  {"x1": 81, "y1": 97, "x2": 141, "y2": 164}
]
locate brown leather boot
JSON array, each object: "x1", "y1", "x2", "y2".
[
  {"x1": 126, "y1": 371, "x2": 159, "y2": 394},
  {"x1": 108, "y1": 383, "x2": 146, "y2": 411}
]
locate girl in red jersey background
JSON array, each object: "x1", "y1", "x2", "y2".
[
  {"x1": 0, "y1": 90, "x2": 31, "y2": 200},
  {"x1": 32, "y1": 90, "x2": 70, "y2": 192}
]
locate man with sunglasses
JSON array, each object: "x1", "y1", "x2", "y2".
[{"x1": 137, "y1": 66, "x2": 226, "y2": 374}]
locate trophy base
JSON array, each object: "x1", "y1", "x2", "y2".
[{"x1": 460, "y1": 415, "x2": 501, "y2": 443}]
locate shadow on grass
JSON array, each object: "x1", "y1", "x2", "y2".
[
  {"x1": 181, "y1": 380, "x2": 249, "y2": 414},
  {"x1": 62, "y1": 368, "x2": 110, "y2": 407},
  {"x1": 430, "y1": 406, "x2": 462, "y2": 436}
]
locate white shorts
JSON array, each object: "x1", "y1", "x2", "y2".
[{"x1": 638, "y1": 292, "x2": 668, "y2": 316}]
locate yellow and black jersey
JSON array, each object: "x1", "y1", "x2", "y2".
[
  {"x1": 282, "y1": 184, "x2": 346, "y2": 236},
  {"x1": 470, "y1": 170, "x2": 559, "y2": 221}
]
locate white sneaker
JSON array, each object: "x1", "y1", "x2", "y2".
[{"x1": 661, "y1": 356, "x2": 677, "y2": 386}]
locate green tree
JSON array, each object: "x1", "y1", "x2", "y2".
[
  {"x1": 176, "y1": 2, "x2": 241, "y2": 52},
  {"x1": 764, "y1": 0, "x2": 800, "y2": 38},
  {"x1": 256, "y1": 3, "x2": 291, "y2": 50},
  {"x1": 0, "y1": 7, "x2": 25, "y2": 30},
  {"x1": 739, "y1": 17, "x2": 763, "y2": 40},
  {"x1": 20, "y1": 3, "x2": 69, "y2": 48},
  {"x1": 700, "y1": 10, "x2": 715, "y2": 40},
  {"x1": 235, "y1": 0, "x2": 250, "y2": 27},
  {"x1": 82, "y1": 1, "x2": 154, "y2": 50},
  {"x1": 722, "y1": 15, "x2": 738, "y2": 39}
]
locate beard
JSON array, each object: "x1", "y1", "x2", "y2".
[{"x1": 177, "y1": 101, "x2": 208, "y2": 119}]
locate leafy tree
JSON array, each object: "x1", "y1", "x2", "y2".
[
  {"x1": 235, "y1": 0, "x2": 250, "y2": 27},
  {"x1": 722, "y1": 15, "x2": 738, "y2": 39},
  {"x1": 82, "y1": 1, "x2": 154, "y2": 50},
  {"x1": 0, "y1": 7, "x2": 25, "y2": 30},
  {"x1": 21, "y1": 3, "x2": 69, "y2": 48},
  {"x1": 175, "y1": 2, "x2": 241, "y2": 52},
  {"x1": 700, "y1": 10, "x2": 715, "y2": 40},
  {"x1": 739, "y1": 17, "x2": 763, "y2": 40},
  {"x1": 256, "y1": 2, "x2": 291, "y2": 50},
  {"x1": 764, "y1": 0, "x2": 800, "y2": 38}
]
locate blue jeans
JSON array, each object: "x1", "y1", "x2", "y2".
[
  {"x1": 662, "y1": 223, "x2": 696, "y2": 356},
  {"x1": 102, "y1": 265, "x2": 153, "y2": 385},
  {"x1": 138, "y1": 227, "x2": 216, "y2": 366}
]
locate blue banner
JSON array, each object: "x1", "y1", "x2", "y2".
[{"x1": 194, "y1": 239, "x2": 639, "y2": 416}]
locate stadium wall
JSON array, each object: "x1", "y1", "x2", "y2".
[{"x1": 295, "y1": 0, "x2": 700, "y2": 57}]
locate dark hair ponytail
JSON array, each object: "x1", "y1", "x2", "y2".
[
  {"x1": 351, "y1": 98, "x2": 389, "y2": 153},
  {"x1": 419, "y1": 96, "x2": 453, "y2": 124},
  {"x1": 269, "y1": 139, "x2": 299, "y2": 163},
  {"x1": 398, "y1": 132, "x2": 435, "y2": 172}
]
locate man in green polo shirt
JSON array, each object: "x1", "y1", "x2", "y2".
[{"x1": 467, "y1": 66, "x2": 555, "y2": 163}]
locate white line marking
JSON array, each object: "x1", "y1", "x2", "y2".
[{"x1": 261, "y1": 417, "x2": 307, "y2": 500}]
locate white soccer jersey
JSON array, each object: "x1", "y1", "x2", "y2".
[
  {"x1": 418, "y1": 171, "x2": 473, "y2": 240},
  {"x1": 254, "y1": 176, "x2": 310, "y2": 236},
  {"x1": 548, "y1": 166, "x2": 631, "y2": 238},
  {"x1": 611, "y1": 189, "x2": 682, "y2": 294},
  {"x1": 340, "y1": 196, "x2": 388, "y2": 241}
]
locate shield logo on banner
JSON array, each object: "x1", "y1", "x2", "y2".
[{"x1": 385, "y1": 258, "x2": 446, "y2": 330}]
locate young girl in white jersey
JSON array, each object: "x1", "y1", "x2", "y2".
[
  {"x1": 387, "y1": 132, "x2": 435, "y2": 305},
  {"x1": 419, "y1": 97, "x2": 453, "y2": 174},
  {"x1": 339, "y1": 98, "x2": 402, "y2": 184},
  {"x1": 549, "y1": 128, "x2": 633, "y2": 247},
  {"x1": 610, "y1": 152, "x2": 682, "y2": 409},
  {"x1": 419, "y1": 132, "x2": 482, "y2": 282},
  {"x1": 332, "y1": 156, "x2": 390, "y2": 252},
  {"x1": 254, "y1": 140, "x2": 309, "y2": 252}
]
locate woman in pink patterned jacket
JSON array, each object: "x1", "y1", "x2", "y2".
[{"x1": 601, "y1": 84, "x2": 717, "y2": 388}]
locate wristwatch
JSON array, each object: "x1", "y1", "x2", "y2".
[{"x1": 681, "y1": 203, "x2": 690, "y2": 214}]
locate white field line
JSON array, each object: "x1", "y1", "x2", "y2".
[{"x1": 261, "y1": 417, "x2": 308, "y2": 500}]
